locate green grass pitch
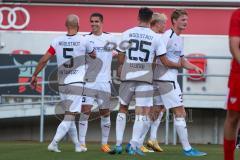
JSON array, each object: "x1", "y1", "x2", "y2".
[{"x1": 0, "y1": 142, "x2": 239, "y2": 160}]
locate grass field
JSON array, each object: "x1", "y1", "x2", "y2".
[{"x1": 0, "y1": 142, "x2": 239, "y2": 160}]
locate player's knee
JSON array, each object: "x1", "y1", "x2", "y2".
[
  {"x1": 81, "y1": 105, "x2": 92, "y2": 115},
  {"x1": 79, "y1": 113, "x2": 90, "y2": 122},
  {"x1": 119, "y1": 105, "x2": 128, "y2": 113},
  {"x1": 226, "y1": 116, "x2": 239, "y2": 127},
  {"x1": 99, "y1": 109, "x2": 110, "y2": 117},
  {"x1": 174, "y1": 117, "x2": 186, "y2": 127},
  {"x1": 63, "y1": 114, "x2": 75, "y2": 121},
  {"x1": 174, "y1": 110, "x2": 186, "y2": 118},
  {"x1": 226, "y1": 111, "x2": 240, "y2": 123},
  {"x1": 150, "y1": 108, "x2": 160, "y2": 121}
]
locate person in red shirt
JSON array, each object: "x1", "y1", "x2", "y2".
[{"x1": 224, "y1": 8, "x2": 240, "y2": 160}]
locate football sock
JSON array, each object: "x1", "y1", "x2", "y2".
[
  {"x1": 68, "y1": 121, "x2": 79, "y2": 145},
  {"x1": 116, "y1": 112, "x2": 126, "y2": 146},
  {"x1": 130, "y1": 115, "x2": 145, "y2": 149},
  {"x1": 174, "y1": 117, "x2": 191, "y2": 151},
  {"x1": 101, "y1": 116, "x2": 111, "y2": 145},
  {"x1": 150, "y1": 111, "x2": 163, "y2": 141},
  {"x1": 79, "y1": 113, "x2": 90, "y2": 145},
  {"x1": 53, "y1": 117, "x2": 73, "y2": 143},
  {"x1": 224, "y1": 138, "x2": 235, "y2": 160}
]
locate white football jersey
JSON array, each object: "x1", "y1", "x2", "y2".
[
  {"x1": 154, "y1": 29, "x2": 184, "y2": 81},
  {"x1": 84, "y1": 32, "x2": 116, "y2": 82},
  {"x1": 118, "y1": 26, "x2": 166, "y2": 83},
  {"x1": 49, "y1": 34, "x2": 94, "y2": 85}
]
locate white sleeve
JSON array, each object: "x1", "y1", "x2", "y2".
[
  {"x1": 84, "y1": 36, "x2": 94, "y2": 54},
  {"x1": 51, "y1": 38, "x2": 57, "y2": 49},
  {"x1": 116, "y1": 31, "x2": 128, "y2": 53},
  {"x1": 155, "y1": 36, "x2": 166, "y2": 56}
]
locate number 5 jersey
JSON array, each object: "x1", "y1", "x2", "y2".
[{"x1": 47, "y1": 34, "x2": 94, "y2": 85}]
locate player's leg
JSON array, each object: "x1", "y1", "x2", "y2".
[
  {"x1": 65, "y1": 93, "x2": 85, "y2": 152},
  {"x1": 236, "y1": 128, "x2": 240, "y2": 149},
  {"x1": 172, "y1": 106, "x2": 207, "y2": 156},
  {"x1": 109, "y1": 82, "x2": 133, "y2": 154},
  {"x1": 224, "y1": 110, "x2": 240, "y2": 160},
  {"x1": 145, "y1": 81, "x2": 165, "y2": 152},
  {"x1": 138, "y1": 113, "x2": 151, "y2": 153},
  {"x1": 224, "y1": 83, "x2": 240, "y2": 160},
  {"x1": 78, "y1": 100, "x2": 93, "y2": 151},
  {"x1": 68, "y1": 118, "x2": 79, "y2": 149},
  {"x1": 159, "y1": 81, "x2": 206, "y2": 156},
  {"x1": 98, "y1": 83, "x2": 112, "y2": 152},
  {"x1": 128, "y1": 83, "x2": 153, "y2": 156},
  {"x1": 99, "y1": 108, "x2": 111, "y2": 152},
  {"x1": 116, "y1": 82, "x2": 133, "y2": 147},
  {"x1": 147, "y1": 103, "x2": 165, "y2": 152},
  {"x1": 48, "y1": 113, "x2": 76, "y2": 152},
  {"x1": 76, "y1": 82, "x2": 96, "y2": 151},
  {"x1": 48, "y1": 90, "x2": 82, "y2": 152}
]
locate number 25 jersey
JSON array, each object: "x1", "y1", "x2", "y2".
[{"x1": 118, "y1": 26, "x2": 166, "y2": 83}]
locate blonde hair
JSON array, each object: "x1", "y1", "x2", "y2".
[{"x1": 150, "y1": 12, "x2": 167, "y2": 27}]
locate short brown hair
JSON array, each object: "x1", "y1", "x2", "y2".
[
  {"x1": 171, "y1": 9, "x2": 188, "y2": 24},
  {"x1": 90, "y1": 12, "x2": 103, "y2": 22}
]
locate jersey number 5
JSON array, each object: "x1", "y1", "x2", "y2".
[{"x1": 63, "y1": 48, "x2": 74, "y2": 68}]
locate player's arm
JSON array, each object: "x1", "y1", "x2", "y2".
[
  {"x1": 181, "y1": 57, "x2": 203, "y2": 74},
  {"x1": 229, "y1": 36, "x2": 240, "y2": 64},
  {"x1": 156, "y1": 34, "x2": 181, "y2": 69},
  {"x1": 159, "y1": 54, "x2": 182, "y2": 69},
  {"x1": 31, "y1": 52, "x2": 53, "y2": 88},
  {"x1": 85, "y1": 36, "x2": 96, "y2": 59},
  {"x1": 117, "y1": 52, "x2": 125, "y2": 77}
]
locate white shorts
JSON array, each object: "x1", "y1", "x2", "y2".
[
  {"x1": 153, "y1": 80, "x2": 183, "y2": 109},
  {"x1": 119, "y1": 81, "x2": 153, "y2": 107},
  {"x1": 82, "y1": 82, "x2": 111, "y2": 109},
  {"x1": 58, "y1": 83, "x2": 84, "y2": 113}
]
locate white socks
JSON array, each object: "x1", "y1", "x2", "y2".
[
  {"x1": 79, "y1": 114, "x2": 90, "y2": 145},
  {"x1": 53, "y1": 119, "x2": 72, "y2": 143},
  {"x1": 130, "y1": 115, "x2": 145, "y2": 149},
  {"x1": 116, "y1": 112, "x2": 126, "y2": 146},
  {"x1": 139, "y1": 115, "x2": 151, "y2": 146},
  {"x1": 174, "y1": 117, "x2": 191, "y2": 151},
  {"x1": 68, "y1": 121, "x2": 79, "y2": 145},
  {"x1": 101, "y1": 116, "x2": 111, "y2": 145},
  {"x1": 150, "y1": 111, "x2": 163, "y2": 141}
]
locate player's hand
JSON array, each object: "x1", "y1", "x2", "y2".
[
  {"x1": 30, "y1": 75, "x2": 38, "y2": 89},
  {"x1": 194, "y1": 66, "x2": 204, "y2": 74},
  {"x1": 177, "y1": 59, "x2": 183, "y2": 68},
  {"x1": 89, "y1": 50, "x2": 96, "y2": 59},
  {"x1": 112, "y1": 50, "x2": 118, "y2": 57}
]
